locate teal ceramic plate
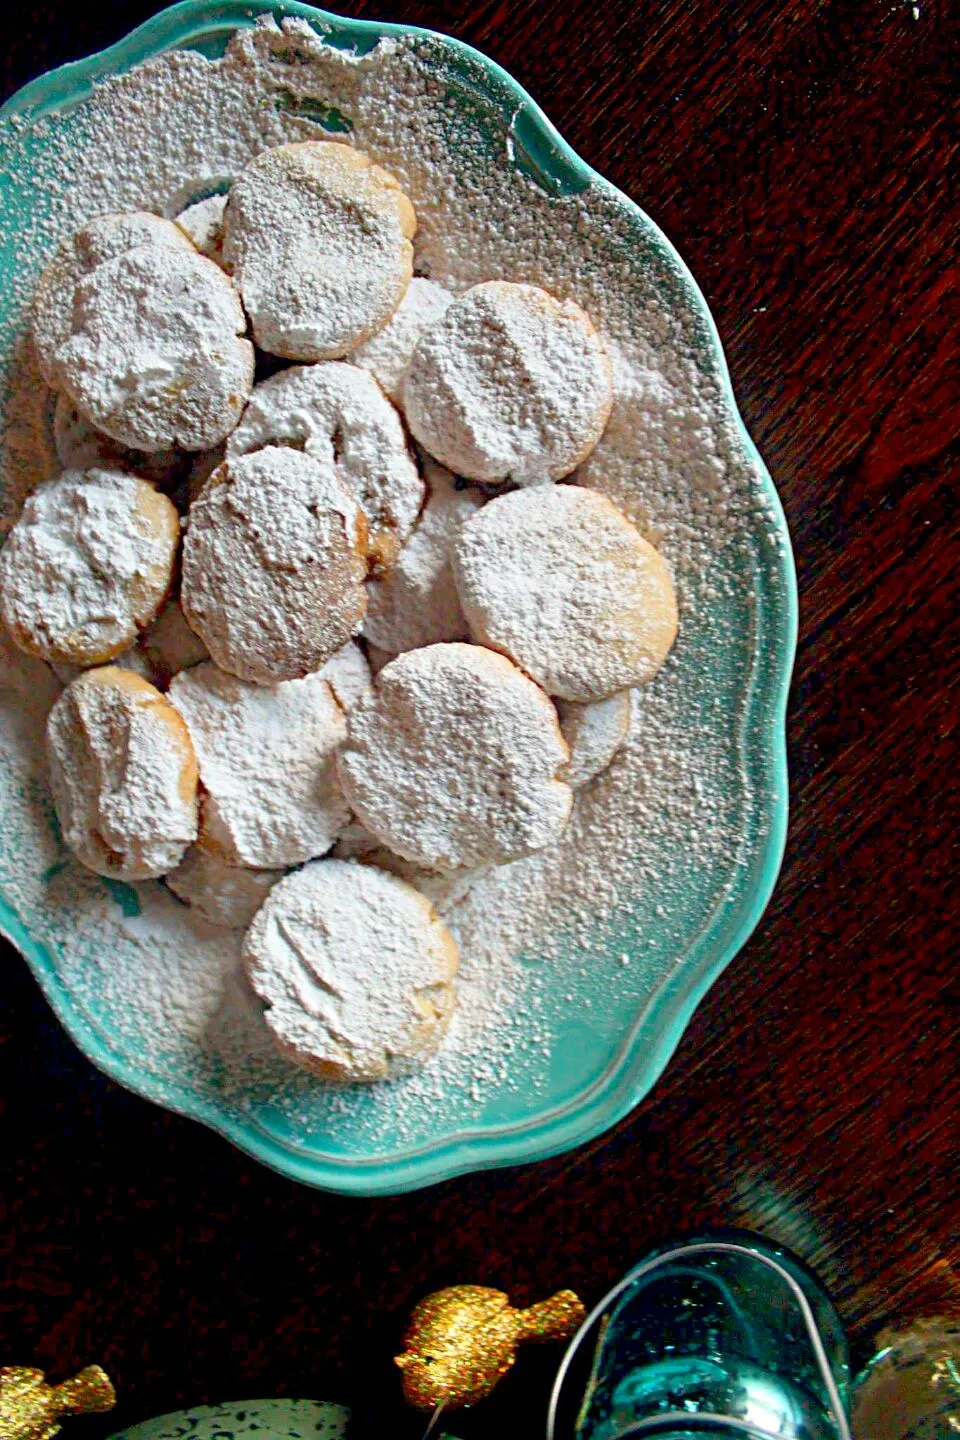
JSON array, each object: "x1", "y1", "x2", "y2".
[{"x1": 0, "y1": 1, "x2": 797, "y2": 1194}]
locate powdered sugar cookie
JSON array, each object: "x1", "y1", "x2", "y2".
[
  {"x1": 338, "y1": 642, "x2": 572, "y2": 872},
  {"x1": 224, "y1": 141, "x2": 416, "y2": 361},
  {"x1": 243, "y1": 858, "x2": 458, "y2": 1083},
  {"x1": 404, "y1": 281, "x2": 613, "y2": 484},
  {"x1": 46, "y1": 666, "x2": 198, "y2": 881},
  {"x1": 334, "y1": 820, "x2": 489, "y2": 915},
  {"x1": 227, "y1": 362, "x2": 424, "y2": 573},
  {"x1": 363, "y1": 460, "x2": 484, "y2": 652},
  {"x1": 0, "y1": 467, "x2": 180, "y2": 667},
  {"x1": 557, "y1": 690, "x2": 632, "y2": 788},
  {"x1": 31, "y1": 211, "x2": 196, "y2": 385},
  {"x1": 169, "y1": 662, "x2": 350, "y2": 868},
  {"x1": 453, "y1": 485, "x2": 678, "y2": 701},
  {"x1": 174, "y1": 193, "x2": 228, "y2": 267},
  {"x1": 165, "y1": 847, "x2": 281, "y2": 929},
  {"x1": 53, "y1": 393, "x2": 186, "y2": 489},
  {"x1": 320, "y1": 640, "x2": 372, "y2": 713},
  {"x1": 180, "y1": 446, "x2": 367, "y2": 685},
  {"x1": 352, "y1": 277, "x2": 452, "y2": 401},
  {"x1": 52, "y1": 244, "x2": 254, "y2": 451}
]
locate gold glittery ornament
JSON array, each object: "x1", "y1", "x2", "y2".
[
  {"x1": 395, "y1": 1285, "x2": 586, "y2": 1411},
  {"x1": 0, "y1": 1367, "x2": 115, "y2": 1440}
]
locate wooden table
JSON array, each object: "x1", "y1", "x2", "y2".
[{"x1": 2, "y1": 2, "x2": 957, "y2": 1436}]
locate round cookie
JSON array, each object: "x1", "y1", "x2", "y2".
[
  {"x1": 31, "y1": 211, "x2": 196, "y2": 385},
  {"x1": 0, "y1": 467, "x2": 180, "y2": 667},
  {"x1": 337, "y1": 642, "x2": 573, "y2": 872},
  {"x1": 174, "y1": 193, "x2": 229, "y2": 268},
  {"x1": 169, "y1": 662, "x2": 350, "y2": 868},
  {"x1": 352, "y1": 277, "x2": 452, "y2": 401},
  {"x1": 404, "y1": 281, "x2": 613, "y2": 484},
  {"x1": 52, "y1": 244, "x2": 254, "y2": 452},
  {"x1": 165, "y1": 847, "x2": 282, "y2": 929},
  {"x1": 557, "y1": 690, "x2": 632, "y2": 788},
  {"x1": 180, "y1": 446, "x2": 367, "y2": 685},
  {"x1": 243, "y1": 858, "x2": 459, "y2": 1083},
  {"x1": 226, "y1": 362, "x2": 423, "y2": 572},
  {"x1": 46, "y1": 666, "x2": 198, "y2": 881},
  {"x1": 363, "y1": 460, "x2": 484, "y2": 652},
  {"x1": 224, "y1": 141, "x2": 416, "y2": 361},
  {"x1": 54, "y1": 393, "x2": 186, "y2": 489},
  {"x1": 453, "y1": 485, "x2": 678, "y2": 701}
]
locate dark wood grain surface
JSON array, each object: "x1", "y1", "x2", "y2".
[{"x1": 2, "y1": 2, "x2": 958, "y2": 1436}]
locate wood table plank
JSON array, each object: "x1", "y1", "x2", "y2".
[{"x1": 2, "y1": 2, "x2": 958, "y2": 1437}]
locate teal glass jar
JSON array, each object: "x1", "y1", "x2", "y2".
[{"x1": 548, "y1": 1235, "x2": 850, "y2": 1440}]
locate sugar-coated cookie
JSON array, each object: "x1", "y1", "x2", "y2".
[
  {"x1": 165, "y1": 846, "x2": 282, "y2": 930},
  {"x1": 0, "y1": 467, "x2": 180, "y2": 667},
  {"x1": 352, "y1": 277, "x2": 452, "y2": 401},
  {"x1": 337, "y1": 642, "x2": 572, "y2": 872},
  {"x1": 180, "y1": 446, "x2": 368, "y2": 685},
  {"x1": 169, "y1": 662, "x2": 350, "y2": 868},
  {"x1": 333, "y1": 820, "x2": 490, "y2": 916},
  {"x1": 224, "y1": 141, "x2": 416, "y2": 360},
  {"x1": 319, "y1": 639, "x2": 373, "y2": 713},
  {"x1": 363, "y1": 460, "x2": 484, "y2": 652},
  {"x1": 243, "y1": 858, "x2": 458, "y2": 1083},
  {"x1": 453, "y1": 485, "x2": 678, "y2": 701},
  {"x1": 46, "y1": 666, "x2": 198, "y2": 880},
  {"x1": 557, "y1": 690, "x2": 632, "y2": 788},
  {"x1": 404, "y1": 281, "x2": 613, "y2": 484},
  {"x1": 52, "y1": 244, "x2": 254, "y2": 452},
  {"x1": 227, "y1": 362, "x2": 423, "y2": 573},
  {"x1": 31, "y1": 211, "x2": 196, "y2": 385}
]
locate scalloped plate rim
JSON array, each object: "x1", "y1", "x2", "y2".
[{"x1": 0, "y1": 0, "x2": 798, "y2": 1196}]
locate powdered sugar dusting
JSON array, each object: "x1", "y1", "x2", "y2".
[
  {"x1": 169, "y1": 662, "x2": 350, "y2": 868},
  {"x1": 0, "y1": 16, "x2": 786, "y2": 1159},
  {"x1": 352, "y1": 276, "x2": 453, "y2": 402},
  {"x1": 363, "y1": 458, "x2": 483, "y2": 652},
  {"x1": 226, "y1": 361, "x2": 424, "y2": 572}
]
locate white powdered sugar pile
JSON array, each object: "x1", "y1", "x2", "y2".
[
  {"x1": 53, "y1": 243, "x2": 254, "y2": 452},
  {"x1": 0, "y1": 16, "x2": 785, "y2": 1155},
  {"x1": 31, "y1": 211, "x2": 196, "y2": 384}
]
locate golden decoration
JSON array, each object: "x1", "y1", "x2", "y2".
[
  {"x1": 395, "y1": 1284, "x2": 586, "y2": 1411},
  {"x1": 0, "y1": 1367, "x2": 115, "y2": 1440}
]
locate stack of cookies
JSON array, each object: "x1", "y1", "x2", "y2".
[{"x1": 0, "y1": 141, "x2": 678, "y2": 1084}]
